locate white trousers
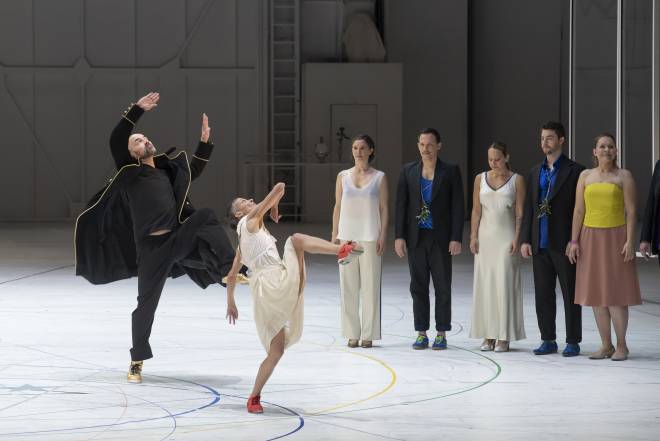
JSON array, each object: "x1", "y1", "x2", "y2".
[{"x1": 338, "y1": 241, "x2": 382, "y2": 340}]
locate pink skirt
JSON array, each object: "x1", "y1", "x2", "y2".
[{"x1": 575, "y1": 225, "x2": 642, "y2": 307}]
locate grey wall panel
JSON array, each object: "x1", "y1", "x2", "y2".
[
  {"x1": 186, "y1": 74, "x2": 238, "y2": 212},
  {"x1": 301, "y1": 1, "x2": 342, "y2": 61},
  {"x1": 238, "y1": 0, "x2": 260, "y2": 67},
  {"x1": 183, "y1": 0, "x2": 237, "y2": 67},
  {"x1": 34, "y1": 0, "x2": 82, "y2": 66},
  {"x1": 34, "y1": 73, "x2": 81, "y2": 218},
  {"x1": 136, "y1": 0, "x2": 186, "y2": 67},
  {"x1": 470, "y1": 0, "x2": 563, "y2": 179},
  {"x1": 0, "y1": 1, "x2": 33, "y2": 65},
  {"x1": 86, "y1": 0, "x2": 136, "y2": 67},
  {"x1": 0, "y1": 74, "x2": 34, "y2": 219},
  {"x1": 385, "y1": 0, "x2": 468, "y2": 188},
  {"x1": 84, "y1": 73, "x2": 138, "y2": 195},
  {"x1": 0, "y1": 0, "x2": 266, "y2": 220}
]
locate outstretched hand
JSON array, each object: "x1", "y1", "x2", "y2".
[
  {"x1": 136, "y1": 92, "x2": 159, "y2": 111},
  {"x1": 226, "y1": 299, "x2": 238, "y2": 325},
  {"x1": 201, "y1": 113, "x2": 211, "y2": 143}
]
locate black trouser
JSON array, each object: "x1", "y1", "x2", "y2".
[
  {"x1": 532, "y1": 248, "x2": 582, "y2": 344},
  {"x1": 407, "y1": 229, "x2": 452, "y2": 332},
  {"x1": 131, "y1": 208, "x2": 233, "y2": 361}
]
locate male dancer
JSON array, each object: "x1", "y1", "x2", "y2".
[
  {"x1": 520, "y1": 121, "x2": 585, "y2": 357},
  {"x1": 75, "y1": 92, "x2": 236, "y2": 382},
  {"x1": 394, "y1": 128, "x2": 464, "y2": 350}
]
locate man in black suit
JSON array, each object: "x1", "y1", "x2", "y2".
[
  {"x1": 395, "y1": 128, "x2": 464, "y2": 350},
  {"x1": 520, "y1": 121, "x2": 585, "y2": 357},
  {"x1": 640, "y1": 160, "x2": 660, "y2": 263}
]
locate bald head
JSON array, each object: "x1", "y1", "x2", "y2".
[{"x1": 128, "y1": 133, "x2": 156, "y2": 160}]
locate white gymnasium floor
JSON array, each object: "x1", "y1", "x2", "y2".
[{"x1": 0, "y1": 222, "x2": 659, "y2": 441}]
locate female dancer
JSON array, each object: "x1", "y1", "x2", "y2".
[{"x1": 225, "y1": 182, "x2": 361, "y2": 413}]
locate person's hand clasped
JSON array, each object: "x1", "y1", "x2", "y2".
[{"x1": 136, "y1": 92, "x2": 159, "y2": 111}]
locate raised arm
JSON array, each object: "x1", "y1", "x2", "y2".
[
  {"x1": 189, "y1": 113, "x2": 215, "y2": 181},
  {"x1": 246, "y1": 182, "x2": 286, "y2": 230},
  {"x1": 109, "y1": 92, "x2": 159, "y2": 169}
]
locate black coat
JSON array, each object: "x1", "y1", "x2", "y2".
[
  {"x1": 74, "y1": 104, "x2": 216, "y2": 285},
  {"x1": 520, "y1": 155, "x2": 586, "y2": 254},
  {"x1": 395, "y1": 159, "x2": 465, "y2": 249},
  {"x1": 640, "y1": 159, "x2": 660, "y2": 256}
]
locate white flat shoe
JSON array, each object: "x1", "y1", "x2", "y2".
[{"x1": 480, "y1": 340, "x2": 495, "y2": 351}]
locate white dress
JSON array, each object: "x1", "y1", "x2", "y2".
[
  {"x1": 469, "y1": 172, "x2": 525, "y2": 341},
  {"x1": 238, "y1": 217, "x2": 305, "y2": 351}
]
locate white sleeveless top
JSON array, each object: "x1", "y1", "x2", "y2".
[
  {"x1": 237, "y1": 217, "x2": 282, "y2": 271},
  {"x1": 337, "y1": 169, "x2": 384, "y2": 242}
]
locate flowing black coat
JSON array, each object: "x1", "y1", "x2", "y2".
[{"x1": 74, "y1": 104, "x2": 221, "y2": 287}]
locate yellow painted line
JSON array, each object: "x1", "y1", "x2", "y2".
[{"x1": 304, "y1": 345, "x2": 397, "y2": 416}]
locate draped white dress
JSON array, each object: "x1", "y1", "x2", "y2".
[
  {"x1": 470, "y1": 172, "x2": 525, "y2": 341},
  {"x1": 238, "y1": 217, "x2": 305, "y2": 351}
]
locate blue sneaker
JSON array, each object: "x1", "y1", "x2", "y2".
[
  {"x1": 562, "y1": 343, "x2": 580, "y2": 357},
  {"x1": 412, "y1": 334, "x2": 429, "y2": 350},
  {"x1": 432, "y1": 334, "x2": 448, "y2": 350},
  {"x1": 533, "y1": 340, "x2": 558, "y2": 355}
]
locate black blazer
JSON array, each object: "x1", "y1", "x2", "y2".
[
  {"x1": 520, "y1": 155, "x2": 586, "y2": 254},
  {"x1": 640, "y1": 160, "x2": 660, "y2": 255},
  {"x1": 395, "y1": 160, "x2": 464, "y2": 249}
]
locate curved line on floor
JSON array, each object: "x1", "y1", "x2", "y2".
[{"x1": 303, "y1": 343, "x2": 397, "y2": 416}]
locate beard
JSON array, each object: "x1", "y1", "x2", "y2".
[{"x1": 139, "y1": 143, "x2": 156, "y2": 159}]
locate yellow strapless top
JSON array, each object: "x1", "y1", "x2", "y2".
[{"x1": 583, "y1": 182, "x2": 625, "y2": 228}]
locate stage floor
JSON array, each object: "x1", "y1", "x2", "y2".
[{"x1": 1, "y1": 222, "x2": 659, "y2": 441}]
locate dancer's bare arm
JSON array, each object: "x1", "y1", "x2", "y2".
[
  {"x1": 246, "y1": 183, "x2": 286, "y2": 231},
  {"x1": 225, "y1": 249, "x2": 243, "y2": 324}
]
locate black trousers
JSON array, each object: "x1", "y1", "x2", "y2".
[
  {"x1": 532, "y1": 248, "x2": 582, "y2": 344},
  {"x1": 131, "y1": 208, "x2": 234, "y2": 361},
  {"x1": 407, "y1": 229, "x2": 452, "y2": 332}
]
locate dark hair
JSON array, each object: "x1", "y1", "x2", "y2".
[
  {"x1": 226, "y1": 198, "x2": 239, "y2": 230},
  {"x1": 488, "y1": 141, "x2": 511, "y2": 170},
  {"x1": 352, "y1": 134, "x2": 376, "y2": 163},
  {"x1": 418, "y1": 128, "x2": 442, "y2": 144},
  {"x1": 541, "y1": 121, "x2": 566, "y2": 140},
  {"x1": 592, "y1": 132, "x2": 618, "y2": 168}
]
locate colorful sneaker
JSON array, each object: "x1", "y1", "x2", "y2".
[
  {"x1": 533, "y1": 340, "x2": 558, "y2": 355},
  {"x1": 412, "y1": 334, "x2": 429, "y2": 350},
  {"x1": 432, "y1": 334, "x2": 448, "y2": 350},
  {"x1": 337, "y1": 242, "x2": 363, "y2": 265},
  {"x1": 127, "y1": 361, "x2": 143, "y2": 383},
  {"x1": 247, "y1": 395, "x2": 264, "y2": 413},
  {"x1": 562, "y1": 343, "x2": 580, "y2": 357}
]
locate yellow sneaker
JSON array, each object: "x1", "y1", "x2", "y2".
[{"x1": 127, "y1": 361, "x2": 143, "y2": 383}]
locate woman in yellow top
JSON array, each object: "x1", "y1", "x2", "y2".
[{"x1": 566, "y1": 133, "x2": 641, "y2": 361}]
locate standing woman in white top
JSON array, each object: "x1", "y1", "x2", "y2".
[
  {"x1": 225, "y1": 183, "x2": 362, "y2": 413},
  {"x1": 469, "y1": 142, "x2": 526, "y2": 352},
  {"x1": 332, "y1": 134, "x2": 389, "y2": 348}
]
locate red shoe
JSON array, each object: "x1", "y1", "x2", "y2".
[
  {"x1": 247, "y1": 395, "x2": 264, "y2": 413},
  {"x1": 337, "y1": 242, "x2": 363, "y2": 265}
]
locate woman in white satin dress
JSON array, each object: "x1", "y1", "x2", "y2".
[{"x1": 469, "y1": 142, "x2": 526, "y2": 352}]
